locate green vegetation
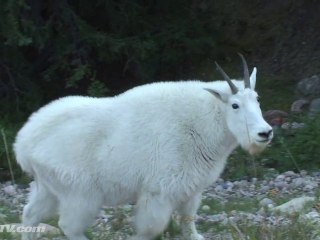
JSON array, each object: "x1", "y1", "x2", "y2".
[{"x1": 196, "y1": 197, "x2": 319, "y2": 240}]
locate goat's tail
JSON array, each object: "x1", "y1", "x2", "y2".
[{"x1": 13, "y1": 142, "x2": 35, "y2": 176}]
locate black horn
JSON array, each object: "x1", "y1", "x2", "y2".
[
  {"x1": 238, "y1": 53, "x2": 250, "y2": 89},
  {"x1": 215, "y1": 62, "x2": 238, "y2": 94}
]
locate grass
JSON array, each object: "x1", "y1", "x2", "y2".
[
  {"x1": 0, "y1": 191, "x2": 319, "y2": 239},
  {"x1": 0, "y1": 119, "x2": 23, "y2": 183},
  {"x1": 195, "y1": 196, "x2": 320, "y2": 240},
  {"x1": 1, "y1": 129, "x2": 15, "y2": 185},
  {"x1": 0, "y1": 202, "x2": 21, "y2": 240}
]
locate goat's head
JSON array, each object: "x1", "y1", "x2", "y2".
[{"x1": 205, "y1": 54, "x2": 273, "y2": 155}]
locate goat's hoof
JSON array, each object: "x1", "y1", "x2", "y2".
[
  {"x1": 189, "y1": 233, "x2": 205, "y2": 240},
  {"x1": 184, "y1": 233, "x2": 205, "y2": 240}
]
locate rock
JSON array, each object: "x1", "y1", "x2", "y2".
[
  {"x1": 285, "y1": 177, "x2": 291, "y2": 182},
  {"x1": 303, "y1": 185, "x2": 315, "y2": 191},
  {"x1": 3, "y1": 185, "x2": 17, "y2": 196},
  {"x1": 223, "y1": 181, "x2": 234, "y2": 191},
  {"x1": 291, "y1": 99, "x2": 310, "y2": 113},
  {"x1": 309, "y1": 98, "x2": 320, "y2": 118},
  {"x1": 201, "y1": 205, "x2": 211, "y2": 211},
  {"x1": 272, "y1": 196, "x2": 315, "y2": 214},
  {"x1": 208, "y1": 213, "x2": 227, "y2": 223},
  {"x1": 299, "y1": 211, "x2": 320, "y2": 224},
  {"x1": 281, "y1": 122, "x2": 291, "y2": 129},
  {"x1": 292, "y1": 177, "x2": 305, "y2": 188},
  {"x1": 259, "y1": 185, "x2": 270, "y2": 193},
  {"x1": 122, "y1": 204, "x2": 132, "y2": 212},
  {"x1": 214, "y1": 185, "x2": 224, "y2": 192},
  {"x1": 263, "y1": 110, "x2": 289, "y2": 126},
  {"x1": 300, "y1": 170, "x2": 308, "y2": 177},
  {"x1": 274, "y1": 181, "x2": 288, "y2": 189},
  {"x1": 283, "y1": 171, "x2": 296, "y2": 177},
  {"x1": 291, "y1": 122, "x2": 306, "y2": 129},
  {"x1": 259, "y1": 198, "x2": 273, "y2": 207},
  {"x1": 281, "y1": 122, "x2": 305, "y2": 129},
  {"x1": 2, "y1": 168, "x2": 320, "y2": 239},
  {"x1": 276, "y1": 175, "x2": 285, "y2": 181},
  {"x1": 251, "y1": 178, "x2": 258, "y2": 184},
  {"x1": 297, "y1": 74, "x2": 320, "y2": 99}
]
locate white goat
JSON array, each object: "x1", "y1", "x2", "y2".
[{"x1": 14, "y1": 54, "x2": 273, "y2": 240}]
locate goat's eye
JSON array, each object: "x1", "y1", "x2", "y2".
[
  {"x1": 232, "y1": 103, "x2": 239, "y2": 109},
  {"x1": 257, "y1": 96, "x2": 260, "y2": 102}
]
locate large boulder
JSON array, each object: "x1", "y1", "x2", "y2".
[
  {"x1": 296, "y1": 74, "x2": 320, "y2": 99},
  {"x1": 263, "y1": 110, "x2": 289, "y2": 127},
  {"x1": 271, "y1": 196, "x2": 315, "y2": 215},
  {"x1": 309, "y1": 98, "x2": 320, "y2": 117},
  {"x1": 291, "y1": 99, "x2": 310, "y2": 113}
]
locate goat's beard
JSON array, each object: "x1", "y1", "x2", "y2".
[
  {"x1": 239, "y1": 140, "x2": 270, "y2": 156},
  {"x1": 247, "y1": 142, "x2": 269, "y2": 155}
]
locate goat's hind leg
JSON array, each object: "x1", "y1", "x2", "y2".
[
  {"x1": 22, "y1": 181, "x2": 58, "y2": 240},
  {"x1": 58, "y1": 192, "x2": 102, "y2": 240}
]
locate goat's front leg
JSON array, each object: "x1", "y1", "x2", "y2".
[{"x1": 177, "y1": 192, "x2": 204, "y2": 240}]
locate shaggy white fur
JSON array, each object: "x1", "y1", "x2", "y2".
[{"x1": 14, "y1": 68, "x2": 272, "y2": 240}]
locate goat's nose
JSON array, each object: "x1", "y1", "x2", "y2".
[{"x1": 258, "y1": 129, "x2": 273, "y2": 139}]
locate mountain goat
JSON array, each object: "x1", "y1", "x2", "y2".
[{"x1": 14, "y1": 54, "x2": 273, "y2": 240}]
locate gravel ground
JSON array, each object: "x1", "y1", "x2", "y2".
[{"x1": 1, "y1": 170, "x2": 320, "y2": 239}]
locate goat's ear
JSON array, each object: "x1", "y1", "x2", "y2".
[
  {"x1": 204, "y1": 88, "x2": 229, "y2": 103},
  {"x1": 250, "y1": 67, "x2": 257, "y2": 90}
]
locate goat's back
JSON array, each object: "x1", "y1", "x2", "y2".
[{"x1": 14, "y1": 81, "x2": 230, "y2": 201}]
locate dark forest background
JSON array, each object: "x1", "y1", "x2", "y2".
[{"x1": 1, "y1": 0, "x2": 320, "y2": 181}]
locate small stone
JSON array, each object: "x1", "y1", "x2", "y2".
[
  {"x1": 309, "y1": 98, "x2": 320, "y2": 118},
  {"x1": 296, "y1": 74, "x2": 320, "y2": 99},
  {"x1": 300, "y1": 170, "x2": 308, "y2": 177},
  {"x1": 283, "y1": 171, "x2": 296, "y2": 177},
  {"x1": 291, "y1": 99, "x2": 310, "y2": 113},
  {"x1": 3, "y1": 185, "x2": 17, "y2": 196},
  {"x1": 216, "y1": 178, "x2": 224, "y2": 184},
  {"x1": 291, "y1": 122, "x2": 305, "y2": 129},
  {"x1": 285, "y1": 177, "x2": 291, "y2": 182},
  {"x1": 222, "y1": 183, "x2": 229, "y2": 189},
  {"x1": 214, "y1": 185, "x2": 224, "y2": 192},
  {"x1": 292, "y1": 177, "x2": 305, "y2": 188},
  {"x1": 251, "y1": 178, "x2": 258, "y2": 184},
  {"x1": 281, "y1": 122, "x2": 291, "y2": 129},
  {"x1": 260, "y1": 185, "x2": 270, "y2": 193},
  {"x1": 201, "y1": 205, "x2": 211, "y2": 211},
  {"x1": 259, "y1": 198, "x2": 273, "y2": 207},
  {"x1": 240, "y1": 180, "x2": 248, "y2": 187},
  {"x1": 276, "y1": 175, "x2": 285, "y2": 181},
  {"x1": 267, "y1": 203, "x2": 274, "y2": 209},
  {"x1": 268, "y1": 180, "x2": 274, "y2": 187},
  {"x1": 122, "y1": 204, "x2": 132, "y2": 211},
  {"x1": 299, "y1": 211, "x2": 320, "y2": 224},
  {"x1": 303, "y1": 185, "x2": 315, "y2": 191},
  {"x1": 274, "y1": 181, "x2": 287, "y2": 189},
  {"x1": 305, "y1": 211, "x2": 320, "y2": 220}
]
